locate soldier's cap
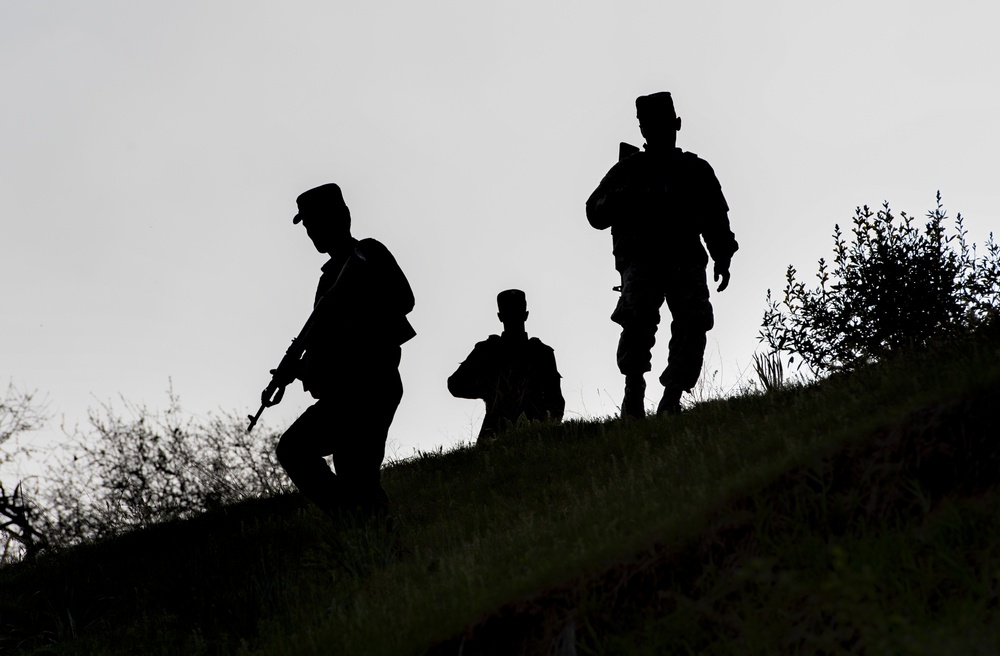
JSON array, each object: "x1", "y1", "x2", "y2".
[
  {"x1": 293, "y1": 183, "x2": 350, "y2": 226},
  {"x1": 635, "y1": 92, "x2": 676, "y2": 122},
  {"x1": 497, "y1": 289, "x2": 527, "y2": 314}
]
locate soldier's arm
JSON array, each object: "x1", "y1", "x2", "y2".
[
  {"x1": 547, "y1": 378, "x2": 566, "y2": 421},
  {"x1": 586, "y1": 160, "x2": 634, "y2": 230},
  {"x1": 693, "y1": 159, "x2": 739, "y2": 283},
  {"x1": 447, "y1": 341, "x2": 492, "y2": 400},
  {"x1": 535, "y1": 342, "x2": 566, "y2": 421},
  {"x1": 548, "y1": 353, "x2": 565, "y2": 421},
  {"x1": 447, "y1": 359, "x2": 480, "y2": 399},
  {"x1": 352, "y1": 239, "x2": 417, "y2": 345},
  {"x1": 704, "y1": 209, "x2": 738, "y2": 266},
  {"x1": 378, "y1": 243, "x2": 415, "y2": 317},
  {"x1": 709, "y1": 223, "x2": 738, "y2": 292},
  {"x1": 357, "y1": 239, "x2": 415, "y2": 315}
]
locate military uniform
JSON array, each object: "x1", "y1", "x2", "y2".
[
  {"x1": 297, "y1": 237, "x2": 416, "y2": 397},
  {"x1": 275, "y1": 186, "x2": 415, "y2": 518},
  {"x1": 586, "y1": 108, "x2": 737, "y2": 414},
  {"x1": 448, "y1": 333, "x2": 564, "y2": 441},
  {"x1": 448, "y1": 290, "x2": 564, "y2": 441}
]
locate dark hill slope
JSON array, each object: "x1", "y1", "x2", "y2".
[
  {"x1": 3, "y1": 329, "x2": 999, "y2": 655},
  {"x1": 432, "y1": 392, "x2": 1000, "y2": 654}
]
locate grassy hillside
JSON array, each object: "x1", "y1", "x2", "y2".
[{"x1": 3, "y1": 328, "x2": 999, "y2": 655}]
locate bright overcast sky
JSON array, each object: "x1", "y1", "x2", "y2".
[{"x1": 3, "y1": 1, "x2": 998, "y2": 459}]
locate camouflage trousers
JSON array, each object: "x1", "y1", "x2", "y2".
[{"x1": 610, "y1": 264, "x2": 714, "y2": 392}]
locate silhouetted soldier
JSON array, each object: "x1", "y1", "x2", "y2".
[
  {"x1": 586, "y1": 92, "x2": 738, "y2": 418},
  {"x1": 271, "y1": 183, "x2": 415, "y2": 520},
  {"x1": 448, "y1": 289, "x2": 565, "y2": 442}
]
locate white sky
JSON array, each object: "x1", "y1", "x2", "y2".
[{"x1": 3, "y1": 1, "x2": 998, "y2": 459}]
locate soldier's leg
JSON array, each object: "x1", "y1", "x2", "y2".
[
  {"x1": 611, "y1": 266, "x2": 665, "y2": 417},
  {"x1": 658, "y1": 268, "x2": 714, "y2": 414},
  {"x1": 276, "y1": 401, "x2": 343, "y2": 513},
  {"x1": 329, "y1": 369, "x2": 403, "y2": 518}
]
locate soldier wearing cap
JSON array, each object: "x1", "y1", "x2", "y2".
[
  {"x1": 586, "y1": 92, "x2": 738, "y2": 418},
  {"x1": 273, "y1": 183, "x2": 415, "y2": 520},
  {"x1": 448, "y1": 289, "x2": 565, "y2": 443}
]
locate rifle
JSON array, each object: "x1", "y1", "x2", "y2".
[{"x1": 246, "y1": 253, "x2": 354, "y2": 432}]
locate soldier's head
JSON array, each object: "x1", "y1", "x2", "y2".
[
  {"x1": 497, "y1": 289, "x2": 528, "y2": 330},
  {"x1": 293, "y1": 183, "x2": 353, "y2": 254},
  {"x1": 636, "y1": 92, "x2": 681, "y2": 150}
]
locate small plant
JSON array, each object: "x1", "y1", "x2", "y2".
[
  {"x1": 37, "y1": 388, "x2": 290, "y2": 547},
  {"x1": 760, "y1": 193, "x2": 999, "y2": 375},
  {"x1": 0, "y1": 482, "x2": 47, "y2": 562},
  {"x1": 752, "y1": 351, "x2": 784, "y2": 393},
  {"x1": 0, "y1": 382, "x2": 48, "y2": 562}
]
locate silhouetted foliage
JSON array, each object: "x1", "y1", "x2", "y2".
[
  {"x1": 752, "y1": 351, "x2": 784, "y2": 393},
  {"x1": 0, "y1": 482, "x2": 47, "y2": 563},
  {"x1": 37, "y1": 390, "x2": 289, "y2": 548},
  {"x1": 1, "y1": 381, "x2": 292, "y2": 562},
  {"x1": 760, "y1": 193, "x2": 1000, "y2": 375},
  {"x1": 0, "y1": 383, "x2": 48, "y2": 562}
]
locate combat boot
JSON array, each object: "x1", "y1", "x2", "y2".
[
  {"x1": 656, "y1": 386, "x2": 682, "y2": 416},
  {"x1": 621, "y1": 375, "x2": 646, "y2": 419}
]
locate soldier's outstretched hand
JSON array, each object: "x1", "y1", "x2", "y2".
[{"x1": 714, "y1": 261, "x2": 731, "y2": 292}]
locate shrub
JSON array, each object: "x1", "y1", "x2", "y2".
[
  {"x1": 0, "y1": 383, "x2": 48, "y2": 562},
  {"x1": 760, "y1": 193, "x2": 999, "y2": 375},
  {"x1": 37, "y1": 390, "x2": 290, "y2": 548}
]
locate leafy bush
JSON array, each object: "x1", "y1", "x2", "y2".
[
  {"x1": 2, "y1": 379, "x2": 291, "y2": 561},
  {"x1": 35, "y1": 390, "x2": 291, "y2": 549},
  {"x1": 760, "y1": 193, "x2": 1000, "y2": 375}
]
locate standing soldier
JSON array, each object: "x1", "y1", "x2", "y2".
[
  {"x1": 586, "y1": 92, "x2": 738, "y2": 418},
  {"x1": 448, "y1": 289, "x2": 565, "y2": 443},
  {"x1": 267, "y1": 183, "x2": 415, "y2": 521}
]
